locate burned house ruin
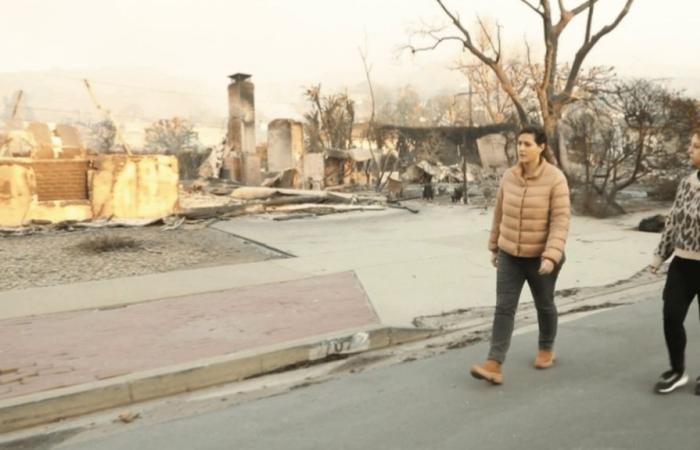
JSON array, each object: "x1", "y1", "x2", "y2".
[{"x1": 0, "y1": 121, "x2": 179, "y2": 227}]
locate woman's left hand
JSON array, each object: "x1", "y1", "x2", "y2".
[{"x1": 538, "y1": 258, "x2": 554, "y2": 275}]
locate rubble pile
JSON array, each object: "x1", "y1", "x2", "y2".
[{"x1": 178, "y1": 181, "x2": 389, "y2": 221}]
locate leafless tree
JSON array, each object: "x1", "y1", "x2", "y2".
[
  {"x1": 564, "y1": 78, "x2": 683, "y2": 215},
  {"x1": 359, "y1": 38, "x2": 387, "y2": 191},
  {"x1": 377, "y1": 85, "x2": 423, "y2": 126},
  {"x1": 407, "y1": 0, "x2": 635, "y2": 172},
  {"x1": 377, "y1": 86, "x2": 470, "y2": 127}
]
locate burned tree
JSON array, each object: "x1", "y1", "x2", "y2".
[
  {"x1": 85, "y1": 119, "x2": 118, "y2": 153},
  {"x1": 359, "y1": 38, "x2": 395, "y2": 192},
  {"x1": 144, "y1": 117, "x2": 204, "y2": 179},
  {"x1": 144, "y1": 117, "x2": 200, "y2": 154},
  {"x1": 408, "y1": 0, "x2": 635, "y2": 172},
  {"x1": 564, "y1": 78, "x2": 687, "y2": 216},
  {"x1": 303, "y1": 85, "x2": 355, "y2": 152},
  {"x1": 637, "y1": 85, "x2": 700, "y2": 200},
  {"x1": 458, "y1": 60, "x2": 531, "y2": 164}
]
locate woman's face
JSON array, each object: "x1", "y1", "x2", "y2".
[
  {"x1": 517, "y1": 133, "x2": 545, "y2": 164},
  {"x1": 689, "y1": 133, "x2": 700, "y2": 168}
]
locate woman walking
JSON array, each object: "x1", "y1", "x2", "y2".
[
  {"x1": 470, "y1": 125, "x2": 571, "y2": 385},
  {"x1": 650, "y1": 130, "x2": 700, "y2": 395}
]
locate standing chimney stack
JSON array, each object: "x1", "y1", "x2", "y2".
[{"x1": 227, "y1": 73, "x2": 255, "y2": 155}]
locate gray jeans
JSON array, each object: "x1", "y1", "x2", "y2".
[{"x1": 487, "y1": 250, "x2": 565, "y2": 363}]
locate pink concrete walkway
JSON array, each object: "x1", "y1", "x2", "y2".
[{"x1": 0, "y1": 272, "x2": 378, "y2": 401}]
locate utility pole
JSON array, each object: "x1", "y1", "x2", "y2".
[
  {"x1": 453, "y1": 86, "x2": 474, "y2": 205},
  {"x1": 463, "y1": 84, "x2": 473, "y2": 205},
  {"x1": 11, "y1": 90, "x2": 23, "y2": 120},
  {"x1": 83, "y1": 79, "x2": 132, "y2": 155}
]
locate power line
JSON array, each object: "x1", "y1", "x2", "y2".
[
  {"x1": 1, "y1": 73, "x2": 229, "y2": 126},
  {"x1": 37, "y1": 73, "x2": 224, "y2": 100},
  {"x1": 11, "y1": 105, "x2": 227, "y2": 128}
]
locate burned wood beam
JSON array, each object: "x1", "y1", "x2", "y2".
[
  {"x1": 387, "y1": 203, "x2": 420, "y2": 214},
  {"x1": 375, "y1": 122, "x2": 517, "y2": 141},
  {"x1": 259, "y1": 195, "x2": 329, "y2": 207},
  {"x1": 177, "y1": 204, "x2": 246, "y2": 220}
]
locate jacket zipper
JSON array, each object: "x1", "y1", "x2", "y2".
[{"x1": 519, "y1": 180, "x2": 527, "y2": 255}]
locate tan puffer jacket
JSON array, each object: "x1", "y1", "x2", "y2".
[{"x1": 488, "y1": 160, "x2": 570, "y2": 264}]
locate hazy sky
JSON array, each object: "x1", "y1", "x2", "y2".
[{"x1": 3, "y1": 0, "x2": 699, "y2": 118}]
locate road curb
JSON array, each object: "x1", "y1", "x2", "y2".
[{"x1": 0, "y1": 325, "x2": 439, "y2": 434}]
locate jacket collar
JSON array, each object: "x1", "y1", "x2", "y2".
[{"x1": 515, "y1": 159, "x2": 548, "y2": 181}]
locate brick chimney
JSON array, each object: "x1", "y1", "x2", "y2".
[{"x1": 226, "y1": 73, "x2": 255, "y2": 155}]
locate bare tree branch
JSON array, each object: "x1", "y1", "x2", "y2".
[
  {"x1": 405, "y1": 36, "x2": 466, "y2": 54},
  {"x1": 571, "y1": 0, "x2": 599, "y2": 16},
  {"x1": 557, "y1": 0, "x2": 566, "y2": 14},
  {"x1": 520, "y1": 0, "x2": 544, "y2": 16},
  {"x1": 408, "y1": 0, "x2": 635, "y2": 172},
  {"x1": 542, "y1": 0, "x2": 553, "y2": 26},
  {"x1": 430, "y1": 0, "x2": 501, "y2": 67},
  {"x1": 496, "y1": 23, "x2": 503, "y2": 64},
  {"x1": 476, "y1": 15, "x2": 503, "y2": 62},
  {"x1": 584, "y1": 0, "x2": 594, "y2": 43},
  {"x1": 411, "y1": 1, "x2": 530, "y2": 122},
  {"x1": 436, "y1": 0, "x2": 475, "y2": 44},
  {"x1": 358, "y1": 38, "x2": 385, "y2": 191},
  {"x1": 553, "y1": 0, "x2": 600, "y2": 36},
  {"x1": 563, "y1": 0, "x2": 635, "y2": 97},
  {"x1": 540, "y1": 0, "x2": 558, "y2": 96},
  {"x1": 524, "y1": 38, "x2": 538, "y2": 80}
]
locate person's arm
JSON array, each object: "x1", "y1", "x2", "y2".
[
  {"x1": 541, "y1": 176, "x2": 571, "y2": 266},
  {"x1": 651, "y1": 179, "x2": 685, "y2": 271},
  {"x1": 488, "y1": 180, "x2": 504, "y2": 266}
]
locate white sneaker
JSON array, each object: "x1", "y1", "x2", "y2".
[{"x1": 655, "y1": 370, "x2": 688, "y2": 394}]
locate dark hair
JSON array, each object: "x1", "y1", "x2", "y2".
[
  {"x1": 518, "y1": 125, "x2": 556, "y2": 165},
  {"x1": 518, "y1": 125, "x2": 547, "y2": 146}
]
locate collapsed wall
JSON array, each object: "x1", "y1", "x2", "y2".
[
  {"x1": 0, "y1": 123, "x2": 179, "y2": 227},
  {"x1": 90, "y1": 155, "x2": 179, "y2": 220}
]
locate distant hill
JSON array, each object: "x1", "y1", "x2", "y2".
[
  {"x1": 3, "y1": 68, "x2": 698, "y2": 147},
  {"x1": 0, "y1": 68, "x2": 227, "y2": 126}
]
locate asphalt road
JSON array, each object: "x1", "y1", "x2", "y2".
[{"x1": 57, "y1": 293, "x2": 700, "y2": 450}]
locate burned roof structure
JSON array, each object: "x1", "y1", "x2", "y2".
[{"x1": 376, "y1": 122, "x2": 516, "y2": 166}]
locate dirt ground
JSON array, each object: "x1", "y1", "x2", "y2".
[{"x1": 0, "y1": 225, "x2": 283, "y2": 292}]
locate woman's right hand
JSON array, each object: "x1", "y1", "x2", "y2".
[{"x1": 491, "y1": 252, "x2": 498, "y2": 268}]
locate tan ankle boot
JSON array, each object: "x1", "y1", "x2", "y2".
[
  {"x1": 534, "y1": 350, "x2": 556, "y2": 369},
  {"x1": 470, "y1": 359, "x2": 503, "y2": 384}
]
